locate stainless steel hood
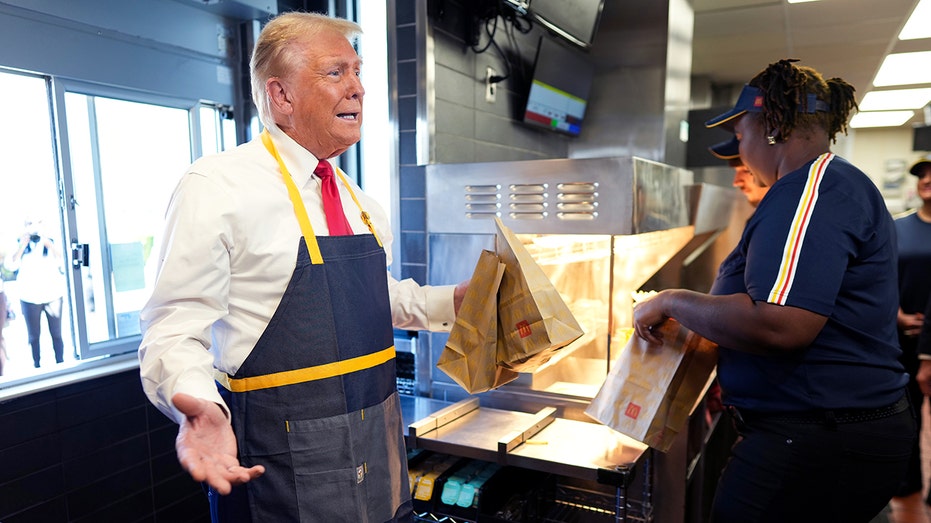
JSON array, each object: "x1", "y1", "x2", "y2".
[
  {"x1": 426, "y1": 156, "x2": 693, "y2": 236},
  {"x1": 424, "y1": 156, "x2": 734, "y2": 402}
]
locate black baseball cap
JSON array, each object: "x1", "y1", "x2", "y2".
[
  {"x1": 705, "y1": 84, "x2": 831, "y2": 130},
  {"x1": 709, "y1": 136, "x2": 740, "y2": 160},
  {"x1": 910, "y1": 156, "x2": 931, "y2": 176}
]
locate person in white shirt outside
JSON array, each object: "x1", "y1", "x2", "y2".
[{"x1": 3, "y1": 217, "x2": 65, "y2": 368}]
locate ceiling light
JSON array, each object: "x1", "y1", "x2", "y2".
[
  {"x1": 900, "y1": 0, "x2": 931, "y2": 40},
  {"x1": 849, "y1": 111, "x2": 915, "y2": 128},
  {"x1": 859, "y1": 88, "x2": 931, "y2": 111},
  {"x1": 873, "y1": 52, "x2": 931, "y2": 87}
]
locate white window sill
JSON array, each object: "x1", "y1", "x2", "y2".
[{"x1": 0, "y1": 352, "x2": 140, "y2": 402}]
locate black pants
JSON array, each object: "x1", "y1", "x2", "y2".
[
  {"x1": 897, "y1": 333, "x2": 925, "y2": 498},
  {"x1": 21, "y1": 298, "x2": 64, "y2": 367},
  {"x1": 712, "y1": 397, "x2": 916, "y2": 523}
]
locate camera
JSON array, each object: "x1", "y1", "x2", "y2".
[{"x1": 29, "y1": 234, "x2": 40, "y2": 243}]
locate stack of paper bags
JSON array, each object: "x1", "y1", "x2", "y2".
[
  {"x1": 437, "y1": 249, "x2": 518, "y2": 393},
  {"x1": 438, "y1": 218, "x2": 584, "y2": 393}
]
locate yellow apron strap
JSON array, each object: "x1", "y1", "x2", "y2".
[
  {"x1": 333, "y1": 166, "x2": 383, "y2": 247},
  {"x1": 261, "y1": 130, "x2": 324, "y2": 264},
  {"x1": 219, "y1": 345, "x2": 396, "y2": 392},
  {"x1": 261, "y1": 129, "x2": 383, "y2": 255}
]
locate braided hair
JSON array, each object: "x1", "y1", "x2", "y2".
[{"x1": 748, "y1": 59, "x2": 858, "y2": 143}]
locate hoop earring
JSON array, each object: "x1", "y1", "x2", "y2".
[{"x1": 767, "y1": 135, "x2": 777, "y2": 145}]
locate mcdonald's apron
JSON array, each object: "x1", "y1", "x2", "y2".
[{"x1": 209, "y1": 132, "x2": 411, "y2": 522}]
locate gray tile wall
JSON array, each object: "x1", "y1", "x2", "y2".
[
  {"x1": 393, "y1": 0, "x2": 577, "y2": 398},
  {"x1": 394, "y1": 0, "x2": 575, "y2": 286}
]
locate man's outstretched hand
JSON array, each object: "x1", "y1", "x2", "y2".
[{"x1": 172, "y1": 393, "x2": 265, "y2": 494}]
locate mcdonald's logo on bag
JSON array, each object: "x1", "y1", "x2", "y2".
[{"x1": 516, "y1": 320, "x2": 532, "y2": 338}]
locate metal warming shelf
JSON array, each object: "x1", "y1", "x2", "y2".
[{"x1": 403, "y1": 396, "x2": 648, "y2": 482}]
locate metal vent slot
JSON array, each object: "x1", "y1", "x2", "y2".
[
  {"x1": 509, "y1": 203, "x2": 547, "y2": 212},
  {"x1": 557, "y1": 202, "x2": 597, "y2": 212},
  {"x1": 465, "y1": 203, "x2": 500, "y2": 212},
  {"x1": 509, "y1": 193, "x2": 547, "y2": 202},
  {"x1": 465, "y1": 212, "x2": 500, "y2": 219},
  {"x1": 508, "y1": 183, "x2": 548, "y2": 193},
  {"x1": 464, "y1": 184, "x2": 500, "y2": 192},
  {"x1": 465, "y1": 194, "x2": 499, "y2": 203},
  {"x1": 428, "y1": 156, "x2": 693, "y2": 235},
  {"x1": 556, "y1": 212, "x2": 597, "y2": 220},
  {"x1": 557, "y1": 182, "x2": 598, "y2": 192},
  {"x1": 557, "y1": 192, "x2": 598, "y2": 202},
  {"x1": 509, "y1": 212, "x2": 547, "y2": 220}
]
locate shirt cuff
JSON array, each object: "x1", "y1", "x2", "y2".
[
  {"x1": 169, "y1": 373, "x2": 231, "y2": 424},
  {"x1": 425, "y1": 284, "x2": 457, "y2": 332},
  {"x1": 918, "y1": 354, "x2": 931, "y2": 361}
]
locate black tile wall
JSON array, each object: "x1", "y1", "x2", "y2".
[
  {"x1": 0, "y1": 370, "x2": 208, "y2": 522},
  {"x1": 3, "y1": 498, "x2": 68, "y2": 523},
  {"x1": 399, "y1": 198, "x2": 426, "y2": 232},
  {"x1": 401, "y1": 231, "x2": 426, "y2": 262},
  {"x1": 398, "y1": 96, "x2": 416, "y2": 132},
  {"x1": 396, "y1": 25, "x2": 416, "y2": 61},
  {"x1": 399, "y1": 165, "x2": 425, "y2": 199},
  {"x1": 399, "y1": 130, "x2": 418, "y2": 165},
  {"x1": 396, "y1": 61, "x2": 417, "y2": 97},
  {"x1": 401, "y1": 263, "x2": 427, "y2": 285}
]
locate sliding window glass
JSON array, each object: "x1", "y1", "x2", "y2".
[
  {"x1": 0, "y1": 69, "x2": 233, "y2": 384},
  {"x1": 64, "y1": 92, "x2": 192, "y2": 355},
  {"x1": 0, "y1": 72, "x2": 63, "y2": 378}
]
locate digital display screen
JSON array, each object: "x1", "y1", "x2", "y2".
[
  {"x1": 524, "y1": 80, "x2": 587, "y2": 136},
  {"x1": 522, "y1": 37, "x2": 595, "y2": 137}
]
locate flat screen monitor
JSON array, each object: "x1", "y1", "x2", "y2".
[
  {"x1": 914, "y1": 125, "x2": 931, "y2": 151},
  {"x1": 522, "y1": 36, "x2": 595, "y2": 137},
  {"x1": 528, "y1": 0, "x2": 605, "y2": 49}
]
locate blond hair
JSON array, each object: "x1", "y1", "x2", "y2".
[{"x1": 250, "y1": 12, "x2": 362, "y2": 127}]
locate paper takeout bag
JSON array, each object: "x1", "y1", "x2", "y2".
[
  {"x1": 585, "y1": 319, "x2": 718, "y2": 452},
  {"x1": 437, "y1": 249, "x2": 519, "y2": 393},
  {"x1": 494, "y1": 217, "x2": 584, "y2": 372}
]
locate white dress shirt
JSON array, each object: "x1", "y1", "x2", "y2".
[{"x1": 139, "y1": 124, "x2": 454, "y2": 423}]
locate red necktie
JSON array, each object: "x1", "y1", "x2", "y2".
[{"x1": 314, "y1": 160, "x2": 353, "y2": 236}]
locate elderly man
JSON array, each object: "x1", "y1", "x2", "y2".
[{"x1": 139, "y1": 12, "x2": 466, "y2": 522}]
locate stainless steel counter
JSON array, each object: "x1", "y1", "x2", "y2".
[{"x1": 401, "y1": 394, "x2": 648, "y2": 484}]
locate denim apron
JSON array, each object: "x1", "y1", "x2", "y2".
[{"x1": 208, "y1": 131, "x2": 411, "y2": 522}]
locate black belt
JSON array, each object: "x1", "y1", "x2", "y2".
[{"x1": 726, "y1": 394, "x2": 910, "y2": 428}]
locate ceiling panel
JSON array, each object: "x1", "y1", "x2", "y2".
[{"x1": 690, "y1": 0, "x2": 929, "y2": 126}]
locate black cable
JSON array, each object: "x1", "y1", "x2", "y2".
[{"x1": 470, "y1": 0, "x2": 538, "y2": 85}]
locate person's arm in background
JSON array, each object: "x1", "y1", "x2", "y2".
[
  {"x1": 899, "y1": 306, "x2": 925, "y2": 338},
  {"x1": 915, "y1": 296, "x2": 931, "y2": 396},
  {"x1": 5, "y1": 235, "x2": 28, "y2": 269},
  {"x1": 0, "y1": 288, "x2": 6, "y2": 377}
]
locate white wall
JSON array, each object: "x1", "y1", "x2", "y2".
[{"x1": 845, "y1": 127, "x2": 929, "y2": 214}]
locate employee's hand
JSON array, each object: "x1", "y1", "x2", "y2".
[
  {"x1": 899, "y1": 311, "x2": 925, "y2": 338},
  {"x1": 172, "y1": 393, "x2": 265, "y2": 494},
  {"x1": 918, "y1": 360, "x2": 931, "y2": 397},
  {"x1": 453, "y1": 279, "x2": 470, "y2": 316},
  {"x1": 632, "y1": 291, "x2": 669, "y2": 345}
]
